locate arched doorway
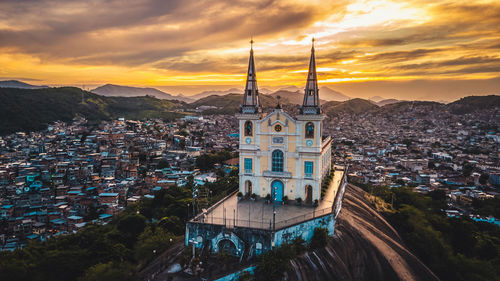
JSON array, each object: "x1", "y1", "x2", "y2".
[
  {"x1": 245, "y1": 180, "x2": 252, "y2": 196},
  {"x1": 271, "y1": 180, "x2": 284, "y2": 202},
  {"x1": 218, "y1": 239, "x2": 238, "y2": 256},
  {"x1": 305, "y1": 185, "x2": 313, "y2": 204}
]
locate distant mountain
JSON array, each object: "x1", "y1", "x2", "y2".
[
  {"x1": 376, "y1": 99, "x2": 402, "y2": 106},
  {"x1": 259, "y1": 88, "x2": 274, "y2": 95},
  {"x1": 91, "y1": 84, "x2": 192, "y2": 102},
  {"x1": 447, "y1": 95, "x2": 500, "y2": 114},
  {"x1": 189, "y1": 88, "x2": 242, "y2": 100},
  {"x1": 278, "y1": 85, "x2": 301, "y2": 92},
  {"x1": 269, "y1": 90, "x2": 304, "y2": 105},
  {"x1": 0, "y1": 80, "x2": 48, "y2": 89},
  {"x1": 369, "y1": 96, "x2": 385, "y2": 103},
  {"x1": 323, "y1": 98, "x2": 378, "y2": 115},
  {"x1": 319, "y1": 87, "x2": 351, "y2": 101},
  {"x1": 0, "y1": 87, "x2": 183, "y2": 135},
  {"x1": 189, "y1": 93, "x2": 278, "y2": 114}
]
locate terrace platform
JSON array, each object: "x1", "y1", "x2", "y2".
[{"x1": 192, "y1": 167, "x2": 345, "y2": 230}]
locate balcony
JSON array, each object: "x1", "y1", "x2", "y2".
[
  {"x1": 262, "y1": 170, "x2": 292, "y2": 179},
  {"x1": 244, "y1": 169, "x2": 253, "y2": 175},
  {"x1": 304, "y1": 173, "x2": 313, "y2": 179}
]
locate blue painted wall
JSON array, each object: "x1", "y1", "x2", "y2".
[{"x1": 273, "y1": 214, "x2": 334, "y2": 247}]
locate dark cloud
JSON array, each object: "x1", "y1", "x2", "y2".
[{"x1": 0, "y1": 0, "x2": 331, "y2": 67}]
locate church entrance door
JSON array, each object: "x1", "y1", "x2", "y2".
[
  {"x1": 245, "y1": 180, "x2": 252, "y2": 196},
  {"x1": 271, "y1": 180, "x2": 284, "y2": 202},
  {"x1": 305, "y1": 185, "x2": 313, "y2": 204}
]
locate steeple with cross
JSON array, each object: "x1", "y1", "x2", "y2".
[
  {"x1": 301, "y1": 38, "x2": 321, "y2": 114},
  {"x1": 240, "y1": 38, "x2": 261, "y2": 114}
]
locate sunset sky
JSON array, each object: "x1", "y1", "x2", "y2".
[{"x1": 0, "y1": 0, "x2": 499, "y2": 101}]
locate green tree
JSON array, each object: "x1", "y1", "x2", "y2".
[
  {"x1": 309, "y1": 228, "x2": 329, "y2": 250},
  {"x1": 79, "y1": 261, "x2": 133, "y2": 281},
  {"x1": 134, "y1": 226, "x2": 174, "y2": 264}
]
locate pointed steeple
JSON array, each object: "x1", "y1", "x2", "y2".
[
  {"x1": 301, "y1": 38, "x2": 320, "y2": 114},
  {"x1": 241, "y1": 39, "x2": 261, "y2": 114}
]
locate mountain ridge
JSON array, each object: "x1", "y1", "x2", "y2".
[
  {"x1": 91, "y1": 84, "x2": 193, "y2": 102},
  {"x1": 0, "y1": 87, "x2": 184, "y2": 135},
  {"x1": 0, "y1": 80, "x2": 48, "y2": 89}
]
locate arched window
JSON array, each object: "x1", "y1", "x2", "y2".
[
  {"x1": 244, "y1": 121, "x2": 253, "y2": 136},
  {"x1": 272, "y1": 150, "x2": 284, "y2": 172},
  {"x1": 305, "y1": 122, "x2": 314, "y2": 138}
]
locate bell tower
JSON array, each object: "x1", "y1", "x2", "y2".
[
  {"x1": 237, "y1": 39, "x2": 263, "y2": 196},
  {"x1": 300, "y1": 38, "x2": 321, "y2": 115},
  {"x1": 240, "y1": 39, "x2": 261, "y2": 114}
]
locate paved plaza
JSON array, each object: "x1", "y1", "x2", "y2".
[{"x1": 194, "y1": 169, "x2": 345, "y2": 229}]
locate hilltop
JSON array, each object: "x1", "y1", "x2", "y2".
[
  {"x1": 189, "y1": 93, "x2": 279, "y2": 114},
  {"x1": 0, "y1": 87, "x2": 184, "y2": 135},
  {"x1": 322, "y1": 98, "x2": 379, "y2": 115},
  {"x1": 0, "y1": 80, "x2": 48, "y2": 89},
  {"x1": 91, "y1": 84, "x2": 193, "y2": 102},
  {"x1": 447, "y1": 95, "x2": 500, "y2": 114}
]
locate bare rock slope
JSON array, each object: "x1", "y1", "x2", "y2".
[{"x1": 285, "y1": 184, "x2": 440, "y2": 281}]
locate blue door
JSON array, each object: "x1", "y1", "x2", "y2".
[{"x1": 272, "y1": 180, "x2": 284, "y2": 202}]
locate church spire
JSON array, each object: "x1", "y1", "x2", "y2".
[
  {"x1": 241, "y1": 38, "x2": 261, "y2": 114},
  {"x1": 301, "y1": 38, "x2": 320, "y2": 114}
]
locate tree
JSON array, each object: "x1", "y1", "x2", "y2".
[
  {"x1": 79, "y1": 262, "x2": 133, "y2": 281},
  {"x1": 134, "y1": 226, "x2": 174, "y2": 264},
  {"x1": 309, "y1": 228, "x2": 329, "y2": 250}
]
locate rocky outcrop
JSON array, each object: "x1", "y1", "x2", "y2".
[{"x1": 285, "y1": 184, "x2": 440, "y2": 281}]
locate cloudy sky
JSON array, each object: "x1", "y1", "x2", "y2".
[{"x1": 0, "y1": 0, "x2": 499, "y2": 100}]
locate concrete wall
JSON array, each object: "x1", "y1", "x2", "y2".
[
  {"x1": 273, "y1": 213, "x2": 335, "y2": 247},
  {"x1": 185, "y1": 222, "x2": 273, "y2": 258}
]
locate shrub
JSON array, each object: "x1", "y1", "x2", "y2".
[{"x1": 309, "y1": 228, "x2": 329, "y2": 250}]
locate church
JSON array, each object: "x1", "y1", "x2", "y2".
[
  {"x1": 237, "y1": 40, "x2": 332, "y2": 204},
  {"x1": 185, "y1": 41, "x2": 346, "y2": 262}
]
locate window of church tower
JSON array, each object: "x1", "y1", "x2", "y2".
[
  {"x1": 305, "y1": 122, "x2": 314, "y2": 138},
  {"x1": 272, "y1": 150, "x2": 284, "y2": 172},
  {"x1": 244, "y1": 121, "x2": 253, "y2": 136}
]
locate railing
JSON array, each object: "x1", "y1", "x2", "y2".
[
  {"x1": 333, "y1": 165, "x2": 348, "y2": 218},
  {"x1": 190, "y1": 207, "x2": 333, "y2": 231}
]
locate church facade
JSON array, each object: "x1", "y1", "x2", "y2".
[{"x1": 236, "y1": 42, "x2": 332, "y2": 204}]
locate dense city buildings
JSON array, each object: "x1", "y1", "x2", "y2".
[{"x1": 0, "y1": 115, "x2": 239, "y2": 250}]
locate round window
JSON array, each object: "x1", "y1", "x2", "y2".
[{"x1": 274, "y1": 124, "x2": 282, "y2": 132}]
